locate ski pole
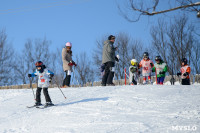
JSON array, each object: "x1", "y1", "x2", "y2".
[
  {"x1": 72, "y1": 67, "x2": 80, "y2": 87},
  {"x1": 54, "y1": 78, "x2": 67, "y2": 99},
  {"x1": 29, "y1": 77, "x2": 36, "y2": 101}
]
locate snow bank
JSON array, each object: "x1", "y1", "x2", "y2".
[{"x1": 0, "y1": 85, "x2": 200, "y2": 133}]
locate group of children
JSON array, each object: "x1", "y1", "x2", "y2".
[{"x1": 129, "y1": 52, "x2": 191, "y2": 85}]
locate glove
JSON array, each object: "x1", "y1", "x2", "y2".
[
  {"x1": 28, "y1": 74, "x2": 32, "y2": 77},
  {"x1": 115, "y1": 56, "x2": 119, "y2": 62},
  {"x1": 177, "y1": 72, "x2": 181, "y2": 76},
  {"x1": 138, "y1": 71, "x2": 141, "y2": 75},
  {"x1": 50, "y1": 74, "x2": 54, "y2": 78},
  {"x1": 72, "y1": 61, "x2": 77, "y2": 66},
  {"x1": 68, "y1": 61, "x2": 74, "y2": 66},
  {"x1": 183, "y1": 72, "x2": 188, "y2": 76},
  {"x1": 150, "y1": 63, "x2": 153, "y2": 67},
  {"x1": 159, "y1": 71, "x2": 165, "y2": 74}
]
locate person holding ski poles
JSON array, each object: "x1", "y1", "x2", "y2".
[
  {"x1": 101, "y1": 35, "x2": 119, "y2": 86},
  {"x1": 28, "y1": 61, "x2": 54, "y2": 107},
  {"x1": 139, "y1": 52, "x2": 154, "y2": 85},
  {"x1": 152, "y1": 56, "x2": 168, "y2": 85},
  {"x1": 177, "y1": 58, "x2": 191, "y2": 85},
  {"x1": 62, "y1": 42, "x2": 77, "y2": 88}
]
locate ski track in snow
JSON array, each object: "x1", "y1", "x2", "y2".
[{"x1": 0, "y1": 85, "x2": 200, "y2": 133}]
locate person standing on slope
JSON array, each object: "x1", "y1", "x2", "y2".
[
  {"x1": 129, "y1": 59, "x2": 141, "y2": 85},
  {"x1": 139, "y1": 52, "x2": 154, "y2": 84},
  {"x1": 152, "y1": 56, "x2": 168, "y2": 85},
  {"x1": 28, "y1": 61, "x2": 54, "y2": 107},
  {"x1": 62, "y1": 42, "x2": 77, "y2": 88},
  {"x1": 177, "y1": 58, "x2": 191, "y2": 85},
  {"x1": 101, "y1": 35, "x2": 119, "y2": 86}
]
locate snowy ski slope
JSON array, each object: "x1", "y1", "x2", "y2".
[{"x1": 0, "y1": 85, "x2": 200, "y2": 133}]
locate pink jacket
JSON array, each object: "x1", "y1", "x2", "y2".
[{"x1": 139, "y1": 59, "x2": 154, "y2": 76}]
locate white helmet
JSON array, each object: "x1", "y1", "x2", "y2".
[{"x1": 65, "y1": 42, "x2": 72, "y2": 47}]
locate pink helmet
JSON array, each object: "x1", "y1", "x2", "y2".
[{"x1": 66, "y1": 42, "x2": 72, "y2": 47}]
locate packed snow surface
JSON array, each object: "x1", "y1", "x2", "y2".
[{"x1": 0, "y1": 85, "x2": 200, "y2": 133}]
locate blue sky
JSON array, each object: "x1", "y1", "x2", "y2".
[{"x1": 0, "y1": 0, "x2": 199, "y2": 60}]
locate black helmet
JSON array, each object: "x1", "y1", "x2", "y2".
[
  {"x1": 35, "y1": 61, "x2": 43, "y2": 67},
  {"x1": 143, "y1": 52, "x2": 149, "y2": 58},
  {"x1": 181, "y1": 58, "x2": 187, "y2": 65},
  {"x1": 35, "y1": 61, "x2": 44, "y2": 72},
  {"x1": 155, "y1": 55, "x2": 161, "y2": 61}
]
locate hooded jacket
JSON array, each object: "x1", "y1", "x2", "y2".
[{"x1": 102, "y1": 40, "x2": 116, "y2": 64}]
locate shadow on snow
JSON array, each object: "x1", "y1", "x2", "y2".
[{"x1": 59, "y1": 97, "x2": 109, "y2": 106}]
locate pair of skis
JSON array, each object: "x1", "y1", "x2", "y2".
[{"x1": 27, "y1": 104, "x2": 55, "y2": 109}]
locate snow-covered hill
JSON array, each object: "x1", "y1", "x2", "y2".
[{"x1": 0, "y1": 85, "x2": 200, "y2": 133}]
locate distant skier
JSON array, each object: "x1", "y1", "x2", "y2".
[
  {"x1": 139, "y1": 52, "x2": 154, "y2": 84},
  {"x1": 62, "y1": 42, "x2": 77, "y2": 88},
  {"x1": 177, "y1": 58, "x2": 191, "y2": 85},
  {"x1": 129, "y1": 59, "x2": 141, "y2": 85},
  {"x1": 28, "y1": 61, "x2": 54, "y2": 107},
  {"x1": 152, "y1": 56, "x2": 168, "y2": 85}
]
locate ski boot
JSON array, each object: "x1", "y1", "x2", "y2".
[
  {"x1": 44, "y1": 102, "x2": 54, "y2": 107},
  {"x1": 34, "y1": 102, "x2": 42, "y2": 107}
]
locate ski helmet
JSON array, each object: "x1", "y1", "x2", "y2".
[
  {"x1": 35, "y1": 61, "x2": 44, "y2": 72},
  {"x1": 155, "y1": 56, "x2": 161, "y2": 61},
  {"x1": 131, "y1": 59, "x2": 138, "y2": 66},
  {"x1": 181, "y1": 58, "x2": 187, "y2": 65},
  {"x1": 65, "y1": 42, "x2": 72, "y2": 47},
  {"x1": 35, "y1": 61, "x2": 43, "y2": 67},
  {"x1": 143, "y1": 52, "x2": 149, "y2": 58}
]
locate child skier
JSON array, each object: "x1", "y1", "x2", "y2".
[
  {"x1": 139, "y1": 52, "x2": 154, "y2": 84},
  {"x1": 28, "y1": 61, "x2": 54, "y2": 107},
  {"x1": 152, "y1": 56, "x2": 168, "y2": 85},
  {"x1": 177, "y1": 58, "x2": 191, "y2": 85},
  {"x1": 129, "y1": 59, "x2": 140, "y2": 85}
]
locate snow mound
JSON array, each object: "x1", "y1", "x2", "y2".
[{"x1": 0, "y1": 85, "x2": 200, "y2": 133}]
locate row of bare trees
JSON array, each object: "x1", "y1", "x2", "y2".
[
  {"x1": 151, "y1": 15, "x2": 200, "y2": 75},
  {"x1": 0, "y1": 15, "x2": 199, "y2": 86}
]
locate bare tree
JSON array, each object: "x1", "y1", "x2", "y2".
[
  {"x1": 118, "y1": 0, "x2": 200, "y2": 22},
  {"x1": 151, "y1": 15, "x2": 198, "y2": 74},
  {"x1": 115, "y1": 33, "x2": 132, "y2": 79},
  {"x1": 191, "y1": 41, "x2": 200, "y2": 74},
  {"x1": 51, "y1": 47, "x2": 65, "y2": 87},
  {"x1": 0, "y1": 30, "x2": 15, "y2": 86},
  {"x1": 75, "y1": 52, "x2": 95, "y2": 86},
  {"x1": 92, "y1": 36, "x2": 106, "y2": 79},
  {"x1": 14, "y1": 38, "x2": 53, "y2": 84}
]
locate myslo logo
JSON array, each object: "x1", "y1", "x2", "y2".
[{"x1": 172, "y1": 125, "x2": 197, "y2": 131}]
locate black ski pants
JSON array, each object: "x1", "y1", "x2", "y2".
[
  {"x1": 102, "y1": 61, "x2": 115, "y2": 85},
  {"x1": 36, "y1": 87, "x2": 52, "y2": 103},
  {"x1": 63, "y1": 70, "x2": 71, "y2": 87},
  {"x1": 182, "y1": 78, "x2": 190, "y2": 85}
]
